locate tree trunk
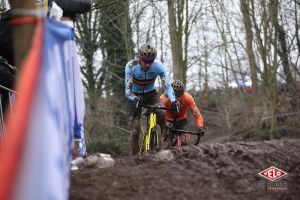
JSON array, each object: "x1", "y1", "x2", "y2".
[
  {"x1": 124, "y1": 0, "x2": 133, "y2": 60},
  {"x1": 204, "y1": 39, "x2": 209, "y2": 92},
  {"x1": 76, "y1": 6, "x2": 103, "y2": 117},
  {"x1": 271, "y1": 2, "x2": 294, "y2": 87},
  {"x1": 183, "y1": 0, "x2": 189, "y2": 83},
  {"x1": 250, "y1": 0, "x2": 279, "y2": 138},
  {"x1": 167, "y1": 0, "x2": 182, "y2": 81},
  {"x1": 273, "y1": 1, "x2": 299, "y2": 112},
  {"x1": 295, "y1": 0, "x2": 300, "y2": 55},
  {"x1": 268, "y1": 0, "x2": 280, "y2": 138},
  {"x1": 240, "y1": 0, "x2": 259, "y2": 108},
  {"x1": 210, "y1": 1, "x2": 240, "y2": 93}
]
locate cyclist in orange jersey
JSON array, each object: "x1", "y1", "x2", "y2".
[{"x1": 160, "y1": 80, "x2": 204, "y2": 144}]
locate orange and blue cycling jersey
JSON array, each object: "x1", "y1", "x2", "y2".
[{"x1": 160, "y1": 92, "x2": 203, "y2": 128}]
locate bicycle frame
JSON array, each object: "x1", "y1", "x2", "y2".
[
  {"x1": 167, "y1": 127, "x2": 204, "y2": 148},
  {"x1": 136, "y1": 102, "x2": 173, "y2": 153},
  {"x1": 143, "y1": 112, "x2": 157, "y2": 152}
]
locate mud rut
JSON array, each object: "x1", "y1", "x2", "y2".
[{"x1": 70, "y1": 139, "x2": 300, "y2": 200}]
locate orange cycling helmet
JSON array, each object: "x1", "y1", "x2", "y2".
[
  {"x1": 138, "y1": 43, "x2": 157, "y2": 64},
  {"x1": 172, "y1": 80, "x2": 185, "y2": 97}
]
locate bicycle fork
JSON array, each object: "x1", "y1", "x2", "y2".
[{"x1": 145, "y1": 113, "x2": 156, "y2": 152}]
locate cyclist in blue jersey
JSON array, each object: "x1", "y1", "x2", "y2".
[{"x1": 125, "y1": 43, "x2": 178, "y2": 155}]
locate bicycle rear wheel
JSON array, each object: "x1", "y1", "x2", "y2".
[
  {"x1": 166, "y1": 129, "x2": 177, "y2": 148},
  {"x1": 189, "y1": 133, "x2": 201, "y2": 146},
  {"x1": 149, "y1": 125, "x2": 161, "y2": 151},
  {"x1": 169, "y1": 132, "x2": 199, "y2": 147}
]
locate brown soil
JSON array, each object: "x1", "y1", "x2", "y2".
[{"x1": 70, "y1": 139, "x2": 300, "y2": 200}]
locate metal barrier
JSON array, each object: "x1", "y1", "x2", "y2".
[{"x1": 0, "y1": 84, "x2": 16, "y2": 138}]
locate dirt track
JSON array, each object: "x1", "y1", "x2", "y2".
[{"x1": 70, "y1": 139, "x2": 300, "y2": 200}]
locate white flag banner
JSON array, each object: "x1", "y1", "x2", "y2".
[{"x1": 0, "y1": 19, "x2": 85, "y2": 200}]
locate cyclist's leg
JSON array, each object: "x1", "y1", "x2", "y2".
[{"x1": 127, "y1": 99, "x2": 141, "y2": 155}]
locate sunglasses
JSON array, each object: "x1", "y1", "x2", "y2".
[{"x1": 140, "y1": 57, "x2": 154, "y2": 65}]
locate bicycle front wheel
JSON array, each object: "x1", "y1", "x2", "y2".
[{"x1": 149, "y1": 124, "x2": 161, "y2": 151}]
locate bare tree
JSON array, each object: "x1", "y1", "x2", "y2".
[
  {"x1": 76, "y1": 4, "x2": 104, "y2": 118},
  {"x1": 167, "y1": 0, "x2": 202, "y2": 84},
  {"x1": 295, "y1": 0, "x2": 300, "y2": 55},
  {"x1": 240, "y1": 0, "x2": 259, "y2": 108},
  {"x1": 272, "y1": 1, "x2": 294, "y2": 86},
  {"x1": 209, "y1": 0, "x2": 240, "y2": 90},
  {"x1": 167, "y1": 0, "x2": 182, "y2": 81},
  {"x1": 250, "y1": 0, "x2": 280, "y2": 138}
]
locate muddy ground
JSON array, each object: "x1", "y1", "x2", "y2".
[{"x1": 70, "y1": 139, "x2": 300, "y2": 200}]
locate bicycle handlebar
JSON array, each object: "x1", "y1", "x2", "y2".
[
  {"x1": 137, "y1": 102, "x2": 175, "y2": 111},
  {"x1": 169, "y1": 128, "x2": 204, "y2": 137}
]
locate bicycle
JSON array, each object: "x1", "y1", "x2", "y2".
[
  {"x1": 164, "y1": 122, "x2": 204, "y2": 148},
  {"x1": 135, "y1": 101, "x2": 173, "y2": 154}
]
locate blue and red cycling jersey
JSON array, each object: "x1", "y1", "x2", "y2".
[{"x1": 125, "y1": 59, "x2": 175, "y2": 102}]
